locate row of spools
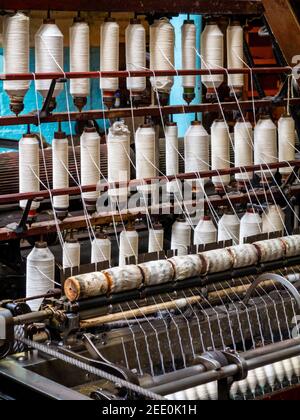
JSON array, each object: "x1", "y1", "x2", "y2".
[
  {"x1": 26, "y1": 203, "x2": 286, "y2": 310},
  {"x1": 4, "y1": 11, "x2": 245, "y2": 113},
  {"x1": 19, "y1": 114, "x2": 296, "y2": 215}
]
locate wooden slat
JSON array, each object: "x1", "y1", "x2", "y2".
[
  {"x1": 263, "y1": 0, "x2": 300, "y2": 65},
  {"x1": 0, "y1": 0, "x2": 263, "y2": 15}
]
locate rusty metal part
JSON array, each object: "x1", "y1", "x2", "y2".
[
  {"x1": 0, "y1": 160, "x2": 299, "y2": 205},
  {"x1": 1, "y1": 98, "x2": 299, "y2": 127},
  {"x1": 0, "y1": 67, "x2": 292, "y2": 82},
  {"x1": 0, "y1": 183, "x2": 299, "y2": 242},
  {"x1": 0, "y1": 0, "x2": 264, "y2": 14}
]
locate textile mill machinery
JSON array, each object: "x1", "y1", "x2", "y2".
[{"x1": 1, "y1": 0, "x2": 300, "y2": 401}]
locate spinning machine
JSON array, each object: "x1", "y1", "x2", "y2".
[{"x1": 1, "y1": 0, "x2": 300, "y2": 401}]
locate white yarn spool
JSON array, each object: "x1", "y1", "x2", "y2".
[
  {"x1": 239, "y1": 210, "x2": 262, "y2": 244},
  {"x1": 165, "y1": 122, "x2": 180, "y2": 194},
  {"x1": 185, "y1": 121, "x2": 210, "y2": 187},
  {"x1": 135, "y1": 125, "x2": 157, "y2": 194},
  {"x1": 238, "y1": 378, "x2": 248, "y2": 395},
  {"x1": 196, "y1": 385, "x2": 209, "y2": 400},
  {"x1": 150, "y1": 18, "x2": 175, "y2": 93},
  {"x1": 206, "y1": 382, "x2": 218, "y2": 400},
  {"x1": 283, "y1": 358, "x2": 294, "y2": 383},
  {"x1": 264, "y1": 364, "x2": 276, "y2": 389},
  {"x1": 291, "y1": 356, "x2": 300, "y2": 378},
  {"x1": 278, "y1": 114, "x2": 296, "y2": 175},
  {"x1": 52, "y1": 131, "x2": 69, "y2": 211},
  {"x1": 234, "y1": 120, "x2": 253, "y2": 182},
  {"x1": 35, "y1": 19, "x2": 64, "y2": 98},
  {"x1": 262, "y1": 205, "x2": 285, "y2": 234},
  {"x1": 201, "y1": 22, "x2": 224, "y2": 93},
  {"x1": 63, "y1": 239, "x2": 80, "y2": 269},
  {"x1": 3, "y1": 12, "x2": 30, "y2": 110},
  {"x1": 227, "y1": 22, "x2": 244, "y2": 94},
  {"x1": 247, "y1": 370, "x2": 258, "y2": 395},
  {"x1": 230, "y1": 382, "x2": 239, "y2": 400},
  {"x1": 148, "y1": 225, "x2": 164, "y2": 253},
  {"x1": 182, "y1": 20, "x2": 196, "y2": 89},
  {"x1": 107, "y1": 121, "x2": 130, "y2": 202},
  {"x1": 70, "y1": 18, "x2": 90, "y2": 99},
  {"x1": 26, "y1": 242, "x2": 55, "y2": 311},
  {"x1": 171, "y1": 219, "x2": 191, "y2": 256},
  {"x1": 119, "y1": 228, "x2": 139, "y2": 267},
  {"x1": 194, "y1": 216, "x2": 217, "y2": 246},
  {"x1": 273, "y1": 361, "x2": 286, "y2": 384},
  {"x1": 218, "y1": 213, "x2": 240, "y2": 245},
  {"x1": 126, "y1": 19, "x2": 146, "y2": 93},
  {"x1": 80, "y1": 127, "x2": 100, "y2": 205},
  {"x1": 254, "y1": 367, "x2": 267, "y2": 390},
  {"x1": 91, "y1": 235, "x2": 111, "y2": 265},
  {"x1": 19, "y1": 134, "x2": 40, "y2": 211},
  {"x1": 100, "y1": 18, "x2": 119, "y2": 92},
  {"x1": 211, "y1": 120, "x2": 230, "y2": 188},
  {"x1": 254, "y1": 116, "x2": 278, "y2": 179}
]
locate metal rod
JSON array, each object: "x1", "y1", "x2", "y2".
[
  {"x1": 150, "y1": 343, "x2": 300, "y2": 396},
  {"x1": 0, "y1": 160, "x2": 299, "y2": 205},
  {"x1": 0, "y1": 67, "x2": 292, "y2": 81},
  {"x1": 1, "y1": 98, "x2": 300, "y2": 127}
]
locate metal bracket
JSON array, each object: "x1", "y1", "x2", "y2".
[
  {"x1": 38, "y1": 78, "x2": 67, "y2": 120},
  {"x1": 244, "y1": 273, "x2": 300, "y2": 311}
]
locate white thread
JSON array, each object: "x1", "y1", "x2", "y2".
[
  {"x1": 211, "y1": 119, "x2": 230, "y2": 188},
  {"x1": 165, "y1": 123, "x2": 180, "y2": 194},
  {"x1": 35, "y1": 20, "x2": 64, "y2": 98},
  {"x1": 273, "y1": 361, "x2": 286, "y2": 384},
  {"x1": 234, "y1": 120, "x2": 253, "y2": 181},
  {"x1": 185, "y1": 121, "x2": 210, "y2": 187},
  {"x1": 107, "y1": 121, "x2": 130, "y2": 202},
  {"x1": 100, "y1": 19, "x2": 119, "y2": 91},
  {"x1": 171, "y1": 219, "x2": 191, "y2": 256},
  {"x1": 52, "y1": 134, "x2": 69, "y2": 210},
  {"x1": 63, "y1": 240, "x2": 80, "y2": 269},
  {"x1": 119, "y1": 229, "x2": 139, "y2": 267},
  {"x1": 148, "y1": 228, "x2": 164, "y2": 253},
  {"x1": 278, "y1": 114, "x2": 296, "y2": 175},
  {"x1": 240, "y1": 210, "x2": 262, "y2": 244},
  {"x1": 150, "y1": 18, "x2": 175, "y2": 93},
  {"x1": 227, "y1": 23, "x2": 244, "y2": 92},
  {"x1": 254, "y1": 116, "x2": 278, "y2": 178},
  {"x1": 262, "y1": 205, "x2": 285, "y2": 234},
  {"x1": 3, "y1": 12, "x2": 30, "y2": 101},
  {"x1": 182, "y1": 20, "x2": 196, "y2": 89},
  {"x1": 282, "y1": 358, "x2": 294, "y2": 383},
  {"x1": 201, "y1": 23, "x2": 224, "y2": 90},
  {"x1": 80, "y1": 128, "x2": 100, "y2": 203},
  {"x1": 19, "y1": 134, "x2": 40, "y2": 210},
  {"x1": 218, "y1": 213, "x2": 240, "y2": 245},
  {"x1": 194, "y1": 216, "x2": 217, "y2": 246},
  {"x1": 126, "y1": 21, "x2": 146, "y2": 92},
  {"x1": 135, "y1": 125, "x2": 157, "y2": 194},
  {"x1": 70, "y1": 19, "x2": 90, "y2": 98},
  {"x1": 91, "y1": 236, "x2": 111, "y2": 265},
  {"x1": 26, "y1": 243, "x2": 55, "y2": 311}
]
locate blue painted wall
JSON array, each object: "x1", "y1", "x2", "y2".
[{"x1": 170, "y1": 15, "x2": 202, "y2": 137}]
